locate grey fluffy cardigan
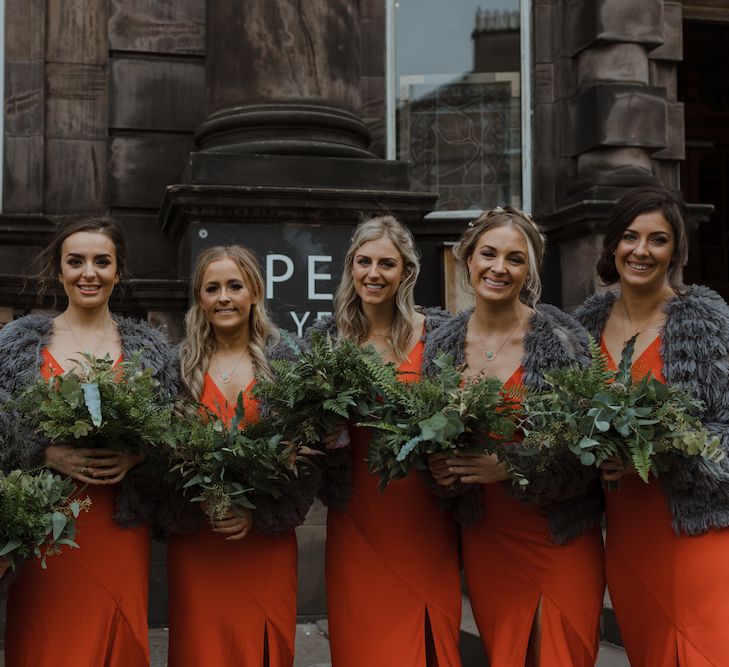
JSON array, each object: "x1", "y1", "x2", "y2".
[
  {"x1": 575, "y1": 285, "x2": 729, "y2": 536},
  {"x1": 156, "y1": 334, "x2": 322, "y2": 538},
  {"x1": 310, "y1": 308, "x2": 449, "y2": 510},
  {"x1": 0, "y1": 312, "x2": 178, "y2": 526},
  {"x1": 422, "y1": 304, "x2": 604, "y2": 545}
]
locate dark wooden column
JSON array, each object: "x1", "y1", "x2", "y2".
[{"x1": 194, "y1": 0, "x2": 373, "y2": 158}]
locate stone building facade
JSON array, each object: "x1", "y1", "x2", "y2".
[{"x1": 1, "y1": 0, "x2": 729, "y2": 628}]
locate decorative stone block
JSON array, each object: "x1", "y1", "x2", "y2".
[
  {"x1": 569, "y1": 84, "x2": 667, "y2": 155},
  {"x1": 649, "y1": 60, "x2": 677, "y2": 100},
  {"x1": 652, "y1": 102, "x2": 685, "y2": 160},
  {"x1": 4, "y1": 60, "x2": 44, "y2": 136},
  {"x1": 46, "y1": 63, "x2": 108, "y2": 139},
  {"x1": 577, "y1": 43, "x2": 649, "y2": 87},
  {"x1": 44, "y1": 138, "x2": 107, "y2": 213},
  {"x1": 108, "y1": 0, "x2": 205, "y2": 55},
  {"x1": 46, "y1": 0, "x2": 108, "y2": 64},
  {"x1": 5, "y1": 0, "x2": 45, "y2": 60},
  {"x1": 109, "y1": 136, "x2": 193, "y2": 209},
  {"x1": 3, "y1": 135, "x2": 44, "y2": 213},
  {"x1": 650, "y1": 2, "x2": 683, "y2": 62},
  {"x1": 567, "y1": 0, "x2": 663, "y2": 55},
  {"x1": 110, "y1": 57, "x2": 205, "y2": 132}
]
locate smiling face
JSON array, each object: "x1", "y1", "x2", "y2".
[
  {"x1": 614, "y1": 211, "x2": 675, "y2": 291},
  {"x1": 351, "y1": 236, "x2": 406, "y2": 308},
  {"x1": 199, "y1": 257, "x2": 255, "y2": 336},
  {"x1": 466, "y1": 224, "x2": 529, "y2": 306},
  {"x1": 58, "y1": 231, "x2": 120, "y2": 309}
]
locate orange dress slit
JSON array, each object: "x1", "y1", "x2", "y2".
[
  {"x1": 325, "y1": 339, "x2": 463, "y2": 667},
  {"x1": 5, "y1": 348, "x2": 151, "y2": 667},
  {"x1": 166, "y1": 374, "x2": 297, "y2": 667},
  {"x1": 462, "y1": 366, "x2": 605, "y2": 666},
  {"x1": 602, "y1": 336, "x2": 729, "y2": 667}
]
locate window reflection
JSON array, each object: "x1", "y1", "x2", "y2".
[{"x1": 396, "y1": 1, "x2": 522, "y2": 211}]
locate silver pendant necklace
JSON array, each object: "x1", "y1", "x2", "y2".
[
  {"x1": 61, "y1": 314, "x2": 111, "y2": 357},
  {"x1": 215, "y1": 349, "x2": 247, "y2": 384},
  {"x1": 477, "y1": 317, "x2": 522, "y2": 362}
]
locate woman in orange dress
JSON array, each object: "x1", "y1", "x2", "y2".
[
  {"x1": 0, "y1": 218, "x2": 177, "y2": 666},
  {"x1": 576, "y1": 184, "x2": 729, "y2": 666},
  {"x1": 164, "y1": 245, "x2": 320, "y2": 667},
  {"x1": 428, "y1": 207, "x2": 605, "y2": 666},
  {"x1": 313, "y1": 215, "x2": 462, "y2": 667}
]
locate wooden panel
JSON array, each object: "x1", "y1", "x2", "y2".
[
  {"x1": 3, "y1": 135, "x2": 44, "y2": 213},
  {"x1": 5, "y1": 0, "x2": 45, "y2": 60},
  {"x1": 46, "y1": 0, "x2": 108, "y2": 64},
  {"x1": 5, "y1": 61, "x2": 44, "y2": 135},
  {"x1": 44, "y1": 139, "x2": 107, "y2": 214},
  {"x1": 109, "y1": 0, "x2": 205, "y2": 55},
  {"x1": 46, "y1": 63, "x2": 108, "y2": 139},
  {"x1": 108, "y1": 136, "x2": 193, "y2": 209},
  {"x1": 110, "y1": 57, "x2": 204, "y2": 131}
]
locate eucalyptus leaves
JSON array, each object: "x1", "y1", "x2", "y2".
[
  {"x1": 520, "y1": 335, "x2": 724, "y2": 484},
  {"x1": 0, "y1": 469, "x2": 90, "y2": 569},
  {"x1": 17, "y1": 351, "x2": 172, "y2": 453},
  {"x1": 366, "y1": 353, "x2": 520, "y2": 490},
  {"x1": 164, "y1": 399, "x2": 305, "y2": 522}
]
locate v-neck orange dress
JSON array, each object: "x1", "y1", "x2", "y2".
[
  {"x1": 166, "y1": 373, "x2": 298, "y2": 667},
  {"x1": 462, "y1": 366, "x2": 605, "y2": 666},
  {"x1": 5, "y1": 348, "x2": 151, "y2": 667},
  {"x1": 325, "y1": 339, "x2": 463, "y2": 667},
  {"x1": 602, "y1": 336, "x2": 729, "y2": 666}
]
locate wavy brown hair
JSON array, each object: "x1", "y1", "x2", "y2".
[
  {"x1": 179, "y1": 245, "x2": 278, "y2": 403},
  {"x1": 333, "y1": 215, "x2": 420, "y2": 361},
  {"x1": 596, "y1": 184, "x2": 689, "y2": 291}
]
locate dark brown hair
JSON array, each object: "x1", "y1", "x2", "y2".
[
  {"x1": 34, "y1": 217, "x2": 128, "y2": 304},
  {"x1": 596, "y1": 185, "x2": 689, "y2": 290}
]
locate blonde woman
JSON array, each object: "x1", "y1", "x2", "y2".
[
  {"x1": 312, "y1": 216, "x2": 462, "y2": 667},
  {"x1": 164, "y1": 245, "x2": 320, "y2": 667},
  {"x1": 427, "y1": 207, "x2": 604, "y2": 666}
]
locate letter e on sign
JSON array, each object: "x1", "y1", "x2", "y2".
[{"x1": 308, "y1": 255, "x2": 333, "y2": 301}]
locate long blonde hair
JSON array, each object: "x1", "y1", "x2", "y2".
[
  {"x1": 179, "y1": 245, "x2": 279, "y2": 403},
  {"x1": 333, "y1": 215, "x2": 420, "y2": 361}
]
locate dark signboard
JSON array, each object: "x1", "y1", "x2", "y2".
[{"x1": 190, "y1": 221, "x2": 354, "y2": 335}]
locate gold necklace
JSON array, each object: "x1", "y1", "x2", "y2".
[
  {"x1": 215, "y1": 348, "x2": 248, "y2": 384},
  {"x1": 618, "y1": 298, "x2": 664, "y2": 343},
  {"x1": 475, "y1": 316, "x2": 521, "y2": 362},
  {"x1": 61, "y1": 314, "x2": 111, "y2": 357}
]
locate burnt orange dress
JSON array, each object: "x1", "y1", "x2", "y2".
[
  {"x1": 5, "y1": 348, "x2": 151, "y2": 667},
  {"x1": 462, "y1": 366, "x2": 605, "y2": 666},
  {"x1": 166, "y1": 374, "x2": 298, "y2": 667},
  {"x1": 602, "y1": 336, "x2": 729, "y2": 666},
  {"x1": 326, "y1": 339, "x2": 463, "y2": 667}
]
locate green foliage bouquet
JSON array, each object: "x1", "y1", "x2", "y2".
[
  {"x1": 0, "y1": 469, "x2": 90, "y2": 569},
  {"x1": 520, "y1": 335, "x2": 724, "y2": 484},
  {"x1": 252, "y1": 331, "x2": 397, "y2": 447},
  {"x1": 17, "y1": 351, "x2": 172, "y2": 453},
  {"x1": 366, "y1": 353, "x2": 521, "y2": 490},
  {"x1": 165, "y1": 398, "x2": 307, "y2": 521}
]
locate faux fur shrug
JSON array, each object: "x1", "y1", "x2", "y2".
[
  {"x1": 422, "y1": 304, "x2": 604, "y2": 545},
  {"x1": 310, "y1": 308, "x2": 450, "y2": 510},
  {"x1": 156, "y1": 333, "x2": 322, "y2": 538},
  {"x1": 575, "y1": 285, "x2": 729, "y2": 536},
  {"x1": 0, "y1": 312, "x2": 178, "y2": 529}
]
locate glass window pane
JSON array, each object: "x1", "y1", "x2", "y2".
[{"x1": 395, "y1": 0, "x2": 522, "y2": 211}]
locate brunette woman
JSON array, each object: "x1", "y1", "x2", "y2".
[
  {"x1": 0, "y1": 218, "x2": 177, "y2": 666},
  {"x1": 313, "y1": 215, "x2": 462, "y2": 667},
  {"x1": 575, "y1": 184, "x2": 729, "y2": 666},
  {"x1": 164, "y1": 245, "x2": 320, "y2": 667},
  {"x1": 428, "y1": 207, "x2": 605, "y2": 666}
]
